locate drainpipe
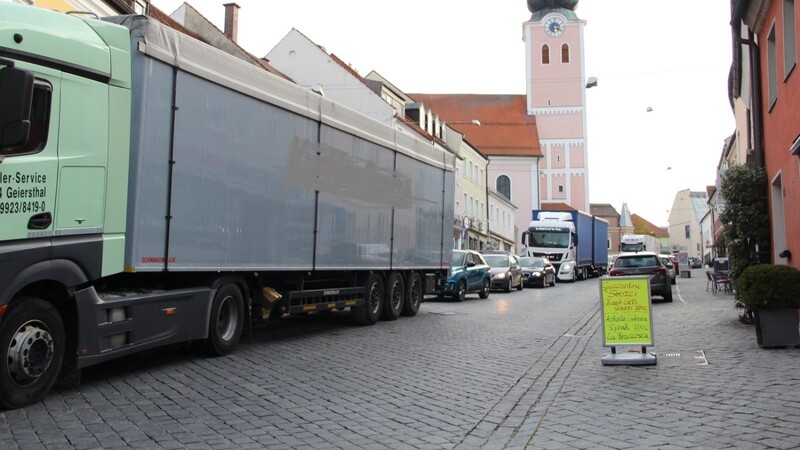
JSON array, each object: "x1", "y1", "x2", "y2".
[{"x1": 739, "y1": 30, "x2": 765, "y2": 169}]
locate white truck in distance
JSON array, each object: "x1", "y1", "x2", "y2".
[{"x1": 619, "y1": 234, "x2": 662, "y2": 254}]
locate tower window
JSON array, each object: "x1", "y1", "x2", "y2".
[
  {"x1": 497, "y1": 175, "x2": 511, "y2": 200},
  {"x1": 561, "y1": 44, "x2": 570, "y2": 63},
  {"x1": 541, "y1": 44, "x2": 550, "y2": 65}
]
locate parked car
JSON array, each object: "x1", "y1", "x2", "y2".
[
  {"x1": 482, "y1": 252, "x2": 524, "y2": 292},
  {"x1": 520, "y1": 256, "x2": 557, "y2": 288},
  {"x1": 608, "y1": 252, "x2": 673, "y2": 302},
  {"x1": 659, "y1": 254, "x2": 677, "y2": 285},
  {"x1": 690, "y1": 257, "x2": 703, "y2": 269},
  {"x1": 671, "y1": 255, "x2": 680, "y2": 274},
  {"x1": 441, "y1": 250, "x2": 492, "y2": 302}
]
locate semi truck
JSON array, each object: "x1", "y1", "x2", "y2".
[
  {"x1": 0, "y1": 4, "x2": 455, "y2": 408},
  {"x1": 521, "y1": 209, "x2": 609, "y2": 282},
  {"x1": 619, "y1": 234, "x2": 662, "y2": 254}
]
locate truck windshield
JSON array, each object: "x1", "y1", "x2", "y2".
[
  {"x1": 620, "y1": 243, "x2": 644, "y2": 252},
  {"x1": 527, "y1": 230, "x2": 569, "y2": 248}
]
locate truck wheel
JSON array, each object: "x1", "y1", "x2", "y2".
[
  {"x1": 401, "y1": 272, "x2": 422, "y2": 316},
  {"x1": 201, "y1": 284, "x2": 244, "y2": 356},
  {"x1": 454, "y1": 280, "x2": 467, "y2": 302},
  {"x1": 352, "y1": 273, "x2": 384, "y2": 325},
  {"x1": 478, "y1": 278, "x2": 490, "y2": 299},
  {"x1": 0, "y1": 297, "x2": 65, "y2": 409},
  {"x1": 381, "y1": 272, "x2": 404, "y2": 321}
]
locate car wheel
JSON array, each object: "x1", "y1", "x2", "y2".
[
  {"x1": 671, "y1": 277, "x2": 677, "y2": 285},
  {"x1": 550, "y1": 276, "x2": 556, "y2": 287},
  {"x1": 504, "y1": 278, "x2": 512, "y2": 293},
  {"x1": 516, "y1": 277, "x2": 523, "y2": 291},
  {"x1": 664, "y1": 287, "x2": 674, "y2": 302},
  {"x1": 478, "y1": 278, "x2": 490, "y2": 299},
  {"x1": 455, "y1": 280, "x2": 467, "y2": 302},
  {"x1": 540, "y1": 277, "x2": 547, "y2": 288}
]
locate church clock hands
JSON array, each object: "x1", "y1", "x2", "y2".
[{"x1": 544, "y1": 17, "x2": 565, "y2": 37}]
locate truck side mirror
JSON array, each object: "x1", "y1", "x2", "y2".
[
  {"x1": 572, "y1": 232, "x2": 578, "y2": 246},
  {"x1": 521, "y1": 231, "x2": 527, "y2": 246},
  {"x1": 0, "y1": 63, "x2": 35, "y2": 151}
]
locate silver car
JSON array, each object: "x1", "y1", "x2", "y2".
[{"x1": 659, "y1": 255, "x2": 677, "y2": 285}]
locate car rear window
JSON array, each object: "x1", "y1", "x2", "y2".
[{"x1": 616, "y1": 256, "x2": 659, "y2": 267}]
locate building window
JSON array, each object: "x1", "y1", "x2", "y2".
[
  {"x1": 785, "y1": 0, "x2": 796, "y2": 78},
  {"x1": 685, "y1": 224, "x2": 691, "y2": 239},
  {"x1": 768, "y1": 24, "x2": 778, "y2": 108},
  {"x1": 497, "y1": 175, "x2": 511, "y2": 200},
  {"x1": 541, "y1": 44, "x2": 550, "y2": 65},
  {"x1": 561, "y1": 43, "x2": 570, "y2": 63},
  {"x1": 558, "y1": 185, "x2": 564, "y2": 193}
]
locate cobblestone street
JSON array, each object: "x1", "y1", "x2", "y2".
[{"x1": 1, "y1": 268, "x2": 798, "y2": 449}]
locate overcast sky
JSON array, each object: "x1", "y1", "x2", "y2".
[{"x1": 150, "y1": 0, "x2": 734, "y2": 227}]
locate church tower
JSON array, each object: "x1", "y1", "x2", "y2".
[{"x1": 523, "y1": 0, "x2": 589, "y2": 212}]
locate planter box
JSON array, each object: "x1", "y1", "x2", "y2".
[{"x1": 754, "y1": 308, "x2": 800, "y2": 348}]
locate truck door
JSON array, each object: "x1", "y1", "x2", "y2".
[
  {"x1": 53, "y1": 72, "x2": 108, "y2": 234},
  {"x1": 0, "y1": 64, "x2": 60, "y2": 241}
]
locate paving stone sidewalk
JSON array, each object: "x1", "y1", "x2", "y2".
[{"x1": 465, "y1": 268, "x2": 800, "y2": 449}]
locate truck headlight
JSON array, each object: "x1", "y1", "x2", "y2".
[{"x1": 561, "y1": 263, "x2": 572, "y2": 272}]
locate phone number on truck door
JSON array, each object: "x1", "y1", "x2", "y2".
[{"x1": 0, "y1": 201, "x2": 46, "y2": 215}]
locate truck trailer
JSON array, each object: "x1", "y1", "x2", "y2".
[
  {"x1": 521, "y1": 209, "x2": 608, "y2": 281},
  {"x1": 0, "y1": 4, "x2": 455, "y2": 408}
]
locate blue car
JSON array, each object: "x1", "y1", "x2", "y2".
[{"x1": 440, "y1": 250, "x2": 492, "y2": 302}]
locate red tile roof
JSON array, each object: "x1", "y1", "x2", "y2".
[
  {"x1": 540, "y1": 202, "x2": 574, "y2": 211},
  {"x1": 408, "y1": 94, "x2": 542, "y2": 158},
  {"x1": 632, "y1": 214, "x2": 669, "y2": 238}
]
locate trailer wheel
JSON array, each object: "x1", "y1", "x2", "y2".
[
  {"x1": 352, "y1": 273, "x2": 383, "y2": 325},
  {"x1": 382, "y1": 272, "x2": 404, "y2": 321},
  {"x1": 0, "y1": 297, "x2": 65, "y2": 409},
  {"x1": 401, "y1": 272, "x2": 422, "y2": 316},
  {"x1": 201, "y1": 284, "x2": 244, "y2": 356}
]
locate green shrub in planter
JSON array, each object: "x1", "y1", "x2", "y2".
[{"x1": 737, "y1": 264, "x2": 800, "y2": 310}]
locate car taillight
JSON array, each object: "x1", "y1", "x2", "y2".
[
  {"x1": 609, "y1": 269, "x2": 622, "y2": 276},
  {"x1": 655, "y1": 267, "x2": 666, "y2": 274}
]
